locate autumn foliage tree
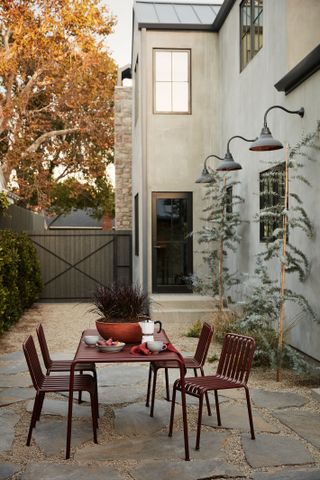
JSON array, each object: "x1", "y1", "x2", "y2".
[{"x1": 0, "y1": 0, "x2": 117, "y2": 211}]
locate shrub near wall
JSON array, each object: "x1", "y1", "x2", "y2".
[{"x1": 0, "y1": 230, "x2": 42, "y2": 333}]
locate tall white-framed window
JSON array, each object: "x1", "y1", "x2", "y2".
[{"x1": 153, "y1": 49, "x2": 191, "y2": 114}]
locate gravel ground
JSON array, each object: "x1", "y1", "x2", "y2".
[{"x1": 0, "y1": 302, "x2": 319, "y2": 478}]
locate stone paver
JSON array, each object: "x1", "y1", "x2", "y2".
[
  {"x1": 0, "y1": 351, "x2": 24, "y2": 362},
  {"x1": 114, "y1": 400, "x2": 181, "y2": 436},
  {"x1": 311, "y1": 388, "x2": 320, "y2": 403},
  {"x1": 97, "y1": 364, "x2": 148, "y2": 386},
  {"x1": 0, "y1": 408, "x2": 20, "y2": 453},
  {"x1": 129, "y1": 459, "x2": 243, "y2": 480},
  {"x1": 32, "y1": 418, "x2": 94, "y2": 455},
  {"x1": 273, "y1": 409, "x2": 320, "y2": 449},
  {"x1": 251, "y1": 390, "x2": 307, "y2": 409},
  {"x1": 62, "y1": 384, "x2": 144, "y2": 404},
  {"x1": 26, "y1": 398, "x2": 104, "y2": 418},
  {"x1": 20, "y1": 463, "x2": 123, "y2": 480},
  {"x1": 242, "y1": 434, "x2": 314, "y2": 468},
  {"x1": 0, "y1": 463, "x2": 21, "y2": 480},
  {"x1": 0, "y1": 387, "x2": 34, "y2": 406},
  {"x1": 75, "y1": 431, "x2": 230, "y2": 462},
  {"x1": 0, "y1": 362, "x2": 28, "y2": 374},
  {"x1": 253, "y1": 470, "x2": 320, "y2": 480},
  {"x1": 0, "y1": 373, "x2": 31, "y2": 388},
  {"x1": 202, "y1": 404, "x2": 280, "y2": 433}
]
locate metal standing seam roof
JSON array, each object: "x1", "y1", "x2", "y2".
[{"x1": 134, "y1": 1, "x2": 222, "y2": 30}]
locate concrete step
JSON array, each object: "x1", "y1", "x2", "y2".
[{"x1": 150, "y1": 294, "x2": 219, "y2": 312}]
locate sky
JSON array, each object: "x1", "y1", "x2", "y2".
[{"x1": 103, "y1": 0, "x2": 223, "y2": 67}]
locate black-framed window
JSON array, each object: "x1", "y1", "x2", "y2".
[
  {"x1": 240, "y1": 0, "x2": 263, "y2": 71},
  {"x1": 134, "y1": 193, "x2": 139, "y2": 256},
  {"x1": 260, "y1": 163, "x2": 285, "y2": 242},
  {"x1": 225, "y1": 186, "x2": 233, "y2": 217},
  {"x1": 153, "y1": 49, "x2": 191, "y2": 114}
]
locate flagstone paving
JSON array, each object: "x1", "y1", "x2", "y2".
[
  {"x1": 273, "y1": 409, "x2": 320, "y2": 449},
  {"x1": 242, "y1": 433, "x2": 314, "y2": 468},
  {"x1": 0, "y1": 303, "x2": 319, "y2": 480},
  {"x1": 251, "y1": 389, "x2": 307, "y2": 409}
]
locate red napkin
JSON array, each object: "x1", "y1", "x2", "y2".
[{"x1": 130, "y1": 342, "x2": 152, "y2": 355}]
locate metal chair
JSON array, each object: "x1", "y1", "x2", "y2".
[
  {"x1": 23, "y1": 335, "x2": 98, "y2": 447},
  {"x1": 36, "y1": 323, "x2": 98, "y2": 407},
  {"x1": 146, "y1": 321, "x2": 214, "y2": 417},
  {"x1": 169, "y1": 333, "x2": 256, "y2": 450}
]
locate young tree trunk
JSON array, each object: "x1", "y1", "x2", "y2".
[{"x1": 277, "y1": 144, "x2": 289, "y2": 382}]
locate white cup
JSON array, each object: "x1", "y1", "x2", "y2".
[
  {"x1": 83, "y1": 335, "x2": 100, "y2": 346},
  {"x1": 147, "y1": 340, "x2": 167, "y2": 353}
]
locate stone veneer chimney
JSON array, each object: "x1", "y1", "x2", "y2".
[{"x1": 114, "y1": 86, "x2": 132, "y2": 230}]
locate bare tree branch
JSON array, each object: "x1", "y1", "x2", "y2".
[{"x1": 22, "y1": 128, "x2": 81, "y2": 158}]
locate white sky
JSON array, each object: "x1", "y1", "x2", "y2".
[{"x1": 103, "y1": 0, "x2": 223, "y2": 67}]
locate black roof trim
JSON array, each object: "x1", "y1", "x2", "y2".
[
  {"x1": 137, "y1": 22, "x2": 214, "y2": 31},
  {"x1": 275, "y1": 44, "x2": 320, "y2": 95},
  {"x1": 212, "y1": 0, "x2": 236, "y2": 31}
]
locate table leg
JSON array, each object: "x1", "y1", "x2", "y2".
[
  {"x1": 66, "y1": 362, "x2": 75, "y2": 459},
  {"x1": 179, "y1": 361, "x2": 190, "y2": 461}
]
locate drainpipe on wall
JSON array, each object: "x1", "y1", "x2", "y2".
[{"x1": 141, "y1": 27, "x2": 148, "y2": 294}]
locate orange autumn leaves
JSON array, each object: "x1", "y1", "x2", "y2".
[{"x1": 0, "y1": 0, "x2": 117, "y2": 210}]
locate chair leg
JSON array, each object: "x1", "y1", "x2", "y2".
[
  {"x1": 150, "y1": 366, "x2": 158, "y2": 418},
  {"x1": 195, "y1": 394, "x2": 203, "y2": 450},
  {"x1": 164, "y1": 368, "x2": 170, "y2": 401},
  {"x1": 194, "y1": 368, "x2": 198, "y2": 377},
  {"x1": 78, "y1": 370, "x2": 83, "y2": 404},
  {"x1": 168, "y1": 382, "x2": 178, "y2": 437},
  {"x1": 93, "y1": 368, "x2": 99, "y2": 418},
  {"x1": 27, "y1": 393, "x2": 41, "y2": 446},
  {"x1": 244, "y1": 387, "x2": 255, "y2": 440},
  {"x1": 214, "y1": 390, "x2": 221, "y2": 426},
  {"x1": 36, "y1": 392, "x2": 45, "y2": 421},
  {"x1": 200, "y1": 367, "x2": 211, "y2": 416},
  {"x1": 89, "y1": 391, "x2": 98, "y2": 443},
  {"x1": 146, "y1": 364, "x2": 152, "y2": 407}
]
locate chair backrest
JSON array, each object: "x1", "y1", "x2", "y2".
[
  {"x1": 216, "y1": 333, "x2": 255, "y2": 384},
  {"x1": 23, "y1": 335, "x2": 45, "y2": 390},
  {"x1": 193, "y1": 322, "x2": 214, "y2": 366},
  {"x1": 36, "y1": 324, "x2": 52, "y2": 370}
]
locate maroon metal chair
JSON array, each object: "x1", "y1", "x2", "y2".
[
  {"x1": 146, "y1": 321, "x2": 214, "y2": 417},
  {"x1": 36, "y1": 323, "x2": 97, "y2": 407},
  {"x1": 169, "y1": 333, "x2": 256, "y2": 450},
  {"x1": 23, "y1": 335, "x2": 98, "y2": 447}
]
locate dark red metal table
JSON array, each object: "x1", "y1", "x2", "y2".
[{"x1": 66, "y1": 329, "x2": 190, "y2": 460}]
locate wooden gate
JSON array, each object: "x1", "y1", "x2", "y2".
[{"x1": 29, "y1": 230, "x2": 132, "y2": 300}]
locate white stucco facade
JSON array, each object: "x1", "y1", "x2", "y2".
[{"x1": 131, "y1": 0, "x2": 320, "y2": 359}]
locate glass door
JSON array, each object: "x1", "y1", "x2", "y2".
[{"x1": 152, "y1": 192, "x2": 193, "y2": 293}]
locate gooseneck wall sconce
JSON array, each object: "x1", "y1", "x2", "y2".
[
  {"x1": 249, "y1": 105, "x2": 305, "y2": 151},
  {"x1": 196, "y1": 135, "x2": 257, "y2": 183}
]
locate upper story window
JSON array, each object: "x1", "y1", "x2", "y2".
[
  {"x1": 153, "y1": 49, "x2": 191, "y2": 114},
  {"x1": 240, "y1": 0, "x2": 263, "y2": 71},
  {"x1": 259, "y1": 163, "x2": 285, "y2": 242}
]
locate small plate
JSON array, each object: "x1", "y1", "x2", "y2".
[{"x1": 96, "y1": 342, "x2": 125, "y2": 353}]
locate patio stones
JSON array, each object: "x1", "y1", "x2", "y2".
[
  {"x1": 0, "y1": 387, "x2": 34, "y2": 406},
  {"x1": 273, "y1": 410, "x2": 320, "y2": 449},
  {"x1": 202, "y1": 404, "x2": 280, "y2": 433},
  {"x1": 32, "y1": 418, "x2": 94, "y2": 455},
  {"x1": 62, "y1": 384, "x2": 144, "y2": 405},
  {"x1": 0, "y1": 351, "x2": 24, "y2": 362},
  {"x1": 0, "y1": 362, "x2": 28, "y2": 375},
  {"x1": 251, "y1": 390, "x2": 307, "y2": 409},
  {"x1": 20, "y1": 463, "x2": 123, "y2": 480},
  {"x1": 242, "y1": 434, "x2": 314, "y2": 468},
  {"x1": 0, "y1": 463, "x2": 21, "y2": 480},
  {"x1": 0, "y1": 408, "x2": 20, "y2": 453},
  {"x1": 129, "y1": 458, "x2": 243, "y2": 480},
  {"x1": 114, "y1": 400, "x2": 181, "y2": 436},
  {"x1": 26, "y1": 398, "x2": 104, "y2": 418},
  {"x1": 97, "y1": 364, "x2": 148, "y2": 386},
  {"x1": 75, "y1": 431, "x2": 230, "y2": 462},
  {"x1": 252, "y1": 469, "x2": 320, "y2": 480},
  {"x1": 0, "y1": 373, "x2": 31, "y2": 388},
  {"x1": 311, "y1": 388, "x2": 320, "y2": 403}
]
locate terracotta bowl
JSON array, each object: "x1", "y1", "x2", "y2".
[{"x1": 96, "y1": 320, "x2": 142, "y2": 344}]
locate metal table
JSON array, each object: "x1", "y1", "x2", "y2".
[{"x1": 66, "y1": 329, "x2": 190, "y2": 460}]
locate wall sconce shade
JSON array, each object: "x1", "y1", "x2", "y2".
[{"x1": 250, "y1": 106, "x2": 304, "y2": 152}]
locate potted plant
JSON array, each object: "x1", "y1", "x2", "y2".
[{"x1": 91, "y1": 283, "x2": 150, "y2": 343}]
